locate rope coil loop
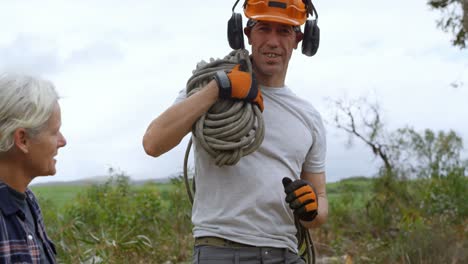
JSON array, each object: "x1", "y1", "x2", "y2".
[{"x1": 185, "y1": 49, "x2": 265, "y2": 167}]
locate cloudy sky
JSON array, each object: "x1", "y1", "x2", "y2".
[{"x1": 1, "y1": 0, "x2": 467, "y2": 184}]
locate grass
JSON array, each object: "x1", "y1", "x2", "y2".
[
  {"x1": 31, "y1": 181, "x2": 177, "y2": 209},
  {"x1": 30, "y1": 177, "x2": 375, "y2": 209},
  {"x1": 327, "y1": 176, "x2": 374, "y2": 208},
  {"x1": 31, "y1": 184, "x2": 87, "y2": 208}
]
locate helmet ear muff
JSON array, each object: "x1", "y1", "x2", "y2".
[
  {"x1": 302, "y1": 19, "x2": 320, "y2": 56},
  {"x1": 227, "y1": 12, "x2": 245, "y2": 50}
]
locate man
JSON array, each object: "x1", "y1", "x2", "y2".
[
  {"x1": 0, "y1": 73, "x2": 67, "y2": 264},
  {"x1": 143, "y1": 0, "x2": 327, "y2": 263}
]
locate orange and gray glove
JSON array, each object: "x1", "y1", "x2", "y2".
[
  {"x1": 282, "y1": 177, "x2": 318, "y2": 222},
  {"x1": 213, "y1": 60, "x2": 264, "y2": 111}
]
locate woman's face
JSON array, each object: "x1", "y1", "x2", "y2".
[{"x1": 26, "y1": 102, "x2": 67, "y2": 177}]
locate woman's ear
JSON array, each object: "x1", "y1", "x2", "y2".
[{"x1": 13, "y1": 128, "x2": 29, "y2": 154}]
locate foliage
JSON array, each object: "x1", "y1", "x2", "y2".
[
  {"x1": 37, "y1": 171, "x2": 467, "y2": 263},
  {"x1": 314, "y1": 170, "x2": 467, "y2": 263},
  {"x1": 428, "y1": 0, "x2": 468, "y2": 48},
  {"x1": 390, "y1": 127, "x2": 465, "y2": 179},
  {"x1": 327, "y1": 95, "x2": 467, "y2": 262},
  {"x1": 38, "y1": 171, "x2": 193, "y2": 264}
]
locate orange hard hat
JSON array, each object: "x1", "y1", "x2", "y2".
[{"x1": 244, "y1": 0, "x2": 308, "y2": 26}]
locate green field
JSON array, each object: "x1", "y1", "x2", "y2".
[
  {"x1": 27, "y1": 175, "x2": 466, "y2": 263},
  {"x1": 31, "y1": 184, "x2": 89, "y2": 208},
  {"x1": 31, "y1": 178, "x2": 370, "y2": 210},
  {"x1": 31, "y1": 181, "x2": 176, "y2": 208}
]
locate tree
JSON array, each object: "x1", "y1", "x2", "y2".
[
  {"x1": 329, "y1": 96, "x2": 467, "y2": 179},
  {"x1": 428, "y1": 0, "x2": 468, "y2": 48},
  {"x1": 390, "y1": 127, "x2": 465, "y2": 178},
  {"x1": 329, "y1": 96, "x2": 393, "y2": 174}
]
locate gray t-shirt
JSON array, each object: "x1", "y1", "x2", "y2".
[{"x1": 175, "y1": 85, "x2": 326, "y2": 252}]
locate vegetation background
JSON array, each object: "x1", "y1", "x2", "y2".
[{"x1": 32, "y1": 147, "x2": 467, "y2": 264}]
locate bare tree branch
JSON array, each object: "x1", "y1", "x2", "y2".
[{"x1": 329, "y1": 97, "x2": 393, "y2": 173}]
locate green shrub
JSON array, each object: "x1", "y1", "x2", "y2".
[
  {"x1": 36, "y1": 168, "x2": 466, "y2": 263},
  {"x1": 314, "y1": 169, "x2": 467, "y2": 263},
  {"x1": 41, "y1": 174, "x2": 193, "y2": 263}
]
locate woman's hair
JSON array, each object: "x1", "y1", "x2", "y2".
[{"x1": 0, "y1": 73, "x2": 59, "y2": 152}]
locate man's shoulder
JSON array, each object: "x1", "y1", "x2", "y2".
[
  {"x1": 279, "y1": 86, "x2": 317, "y2": 104},
  {"x1": 285, "y1": 88, "x2": 322, "y2": 118}
]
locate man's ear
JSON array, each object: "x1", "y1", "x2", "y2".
[
  {"x1": 294, "y1": 32, "x2": 304, "y2": 49},
  {"x1": 244, "y1": 27, "x2": 252, "y2": 44},
  {"x1": 13, "y1": 128, "x2": 29, "y2": 154}
]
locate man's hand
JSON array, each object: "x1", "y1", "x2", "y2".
[
  {"x1": 282, "y1": 177, "x2": 318, "y2": 222},
  {"x1": 213, "y1": 60, "x2": 264, "y2": 111}
]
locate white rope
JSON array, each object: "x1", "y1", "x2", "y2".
[{"x1": 185, "y1": 49, "x2": 264, "y2": 167}]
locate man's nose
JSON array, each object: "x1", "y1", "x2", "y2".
[{"x1": 265, "y1": 31, "x2": 281, "y2": 47}]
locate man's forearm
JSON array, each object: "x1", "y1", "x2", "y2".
[{"x1": 143, "y1": 81, "x2": 219, "y2": 157}]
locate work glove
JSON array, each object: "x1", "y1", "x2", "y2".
[
  {"x1": 213, "y1": 60, "x2": 264, "y2": 111},
  {"x1": 282, "y1": 177, "x2": 318, "y2": 222}
]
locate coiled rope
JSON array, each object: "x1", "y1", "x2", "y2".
[
  {"x1": 182, "y1": 49, "x2": 315, "y2": 264},
  {"x1": 184, "y1": 49, "x2": 264, "y2": 171}
]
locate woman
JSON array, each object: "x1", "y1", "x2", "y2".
[{"x1": 0, "y1": 73, "x2": 66, "y2": 264}]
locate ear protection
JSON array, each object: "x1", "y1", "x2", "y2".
[
  {"x1": 301, "y1": 1, "x2": 320, "y2": 56},
  {"x1": 227, "y1": 11, "x2": 245, "y2": 50},
  {"x1": 227, "y1": 0, "x2": 320, "y2": 57}
]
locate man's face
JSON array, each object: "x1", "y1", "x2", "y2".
[
  {"x1": 246, "y1": 21, "x2": 300, "y2": 83},
  {"x1": 26, "y1": 102, "x2": 67, "y2": 177}
]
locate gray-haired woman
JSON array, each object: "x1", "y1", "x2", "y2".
[{"x1": 0, "y1": 73, "x2": 66, "y2": 264}]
